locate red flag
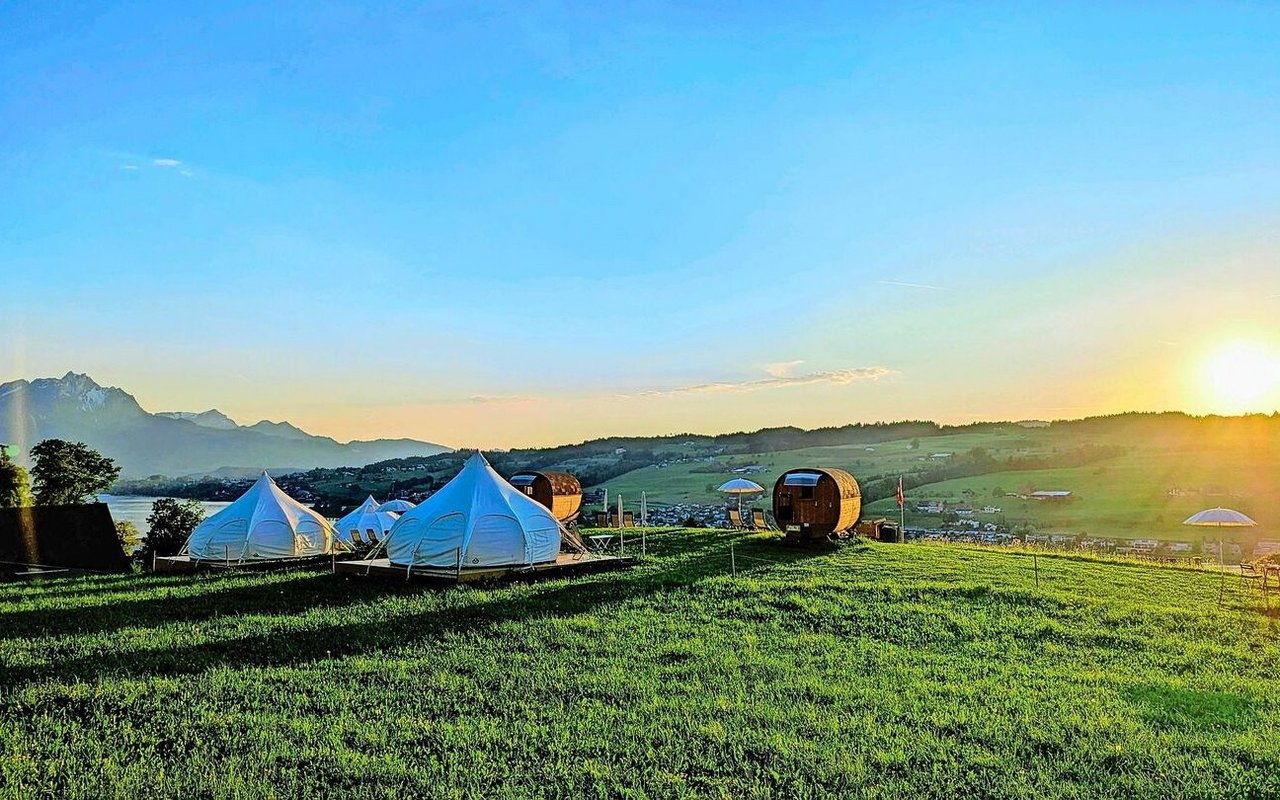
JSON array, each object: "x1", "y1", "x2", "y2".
[{"x1": 896, "y1": 477, "x2": 905, "y2": 508}]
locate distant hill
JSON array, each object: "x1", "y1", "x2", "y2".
[{"x1": 0, "y1": 372, "x2": 451, "y2": 478}]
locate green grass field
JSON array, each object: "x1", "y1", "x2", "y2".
[
  {"x1": 3, "y1": 531, "x2": 1280, "y2": 798},
  {"x1": 604, "y1": 424, "x2": 1280, "y2": 543},
  {"x1": 864, "y1": 447, "x2": 1280, "y2": 542},
  {"x1": 600, "y1": 429, "x2": 1057, "y2": 506}
]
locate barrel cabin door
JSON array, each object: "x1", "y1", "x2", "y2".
[{"x1": 776, "y1": 492, "x2": 793, "y2": 524}]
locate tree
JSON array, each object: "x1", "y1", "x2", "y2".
[
  {"x1": 29, "y1": 439, "x2": 121, "y2": 505},
  {"x1": 0, "y1": 451, "x2": 32, "y2": 507},
  {"x1": 139, "y1": 498, "x2": 206, "y2": 566},
  {"x1": 115, "y1": 520, "x2": 141, "y2": 555}
]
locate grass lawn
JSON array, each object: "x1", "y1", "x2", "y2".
[{"x1": 3, "y1": 530, "x2": 1280, "y2": 798}]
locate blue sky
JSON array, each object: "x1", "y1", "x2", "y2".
[{"x1": 2, "y1": 2, "x2": 1278, "y2": 447}]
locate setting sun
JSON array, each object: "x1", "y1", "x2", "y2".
[{"x1": 1201, "y1": 341, "x2": 1280, "y2": 413}]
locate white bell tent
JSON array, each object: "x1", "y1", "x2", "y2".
[
  {"x1": 334, "y1": 496, "x2": 400, "y2": 545},
  {"x1": 184, "y1": 472, "x2": 336, "y2": 560},
  {"x1": 384, "y1": 452, "x2": 562, "y2": 568},
  {"x1": 378, "y1": 498, "x2": 416, "y2": 514}
]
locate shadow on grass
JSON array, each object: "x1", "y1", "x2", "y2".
[{"x1": 1, "y1": 530, "x2": 833, "y2": 687}]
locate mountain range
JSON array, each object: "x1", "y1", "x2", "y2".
[{"x1": 0, "y1": 373, "x2": 450, "y2": 478}]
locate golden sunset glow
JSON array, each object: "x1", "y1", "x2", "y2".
[{"x1": 1200, "y1": 340, "x2": 1280, "y2": 413}]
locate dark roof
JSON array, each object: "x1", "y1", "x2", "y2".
[{"x1": 0, "y1": 503, "x2": 130, "y2": 573}]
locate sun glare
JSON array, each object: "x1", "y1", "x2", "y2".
[{"x1": 1201, "y1": 341, "x2": 1280, "y2": 413}]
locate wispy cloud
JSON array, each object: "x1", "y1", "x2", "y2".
[
  {"x1": 466, "y1": 394, "x2": 545, "y2": 405},
  {"x1": 630, "y1": 366, "x2": 895, "y2": 398},
  {"x1": 760, "y1": 360, "x2": 804, "y2": 379},
  {"x1": 877, "y1": 279, "x2": 943, "y2": 291},
  {"x1": 152, "y1": 158, "x2": 182, "y2": 167},
  {"x1": 452, "y1": 365, "x2": 894, "y2": 405},
  {"x1": 121, "y1": 164, "x2": 139, "y2": 171}
]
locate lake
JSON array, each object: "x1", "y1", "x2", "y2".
[{"x1": 101, "y1": 495, "x2": 233, "y2": 536}]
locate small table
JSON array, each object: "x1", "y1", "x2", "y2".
[{"x1": 588, "y1": 534, "x2": 615, "y2": 552}]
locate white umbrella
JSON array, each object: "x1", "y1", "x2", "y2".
[
  {"x1": 718, "y1": 478, "x2": 765, "y2": 516},
  {"x1": 1184, "y1": 508, "x2": 1257, "y2": 592},
  {"x1": 1183, "y1": 507, "x2": 1257, "y2": 527}
]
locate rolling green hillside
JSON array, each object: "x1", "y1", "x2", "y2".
[
  {"x1": 599, "y1": 427, "x2": 1069, "y2": 506},
  {"x1": 603, "y1": 416, "x2": 1280, "y2": 543},
  {"x1": 2, "y1": 532, "x2": 1279, "y2": 797}
]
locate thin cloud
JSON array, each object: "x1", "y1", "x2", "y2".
[
  {"x1": 877, "y1": 279, "x2": 943, "y2": 291},
  {"x1": 761, "y1": 360, "x2": 805, "y2": 379},
  {"x1": 121, "y1": 164, "x2": 139, "y2": 171},
  {"x1": 633, "y1": 366, "x2": 895, "y2": 398},
  {"x1": 466, "y1": 394, "x2": 545, "y2": 405},
  {"x1": 152, "y1": 158, "x2": 182, "y2": 167}
]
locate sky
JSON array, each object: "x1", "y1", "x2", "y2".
[{"x1": 2, "y1": 1, "x2": 1279, "y2": 448}]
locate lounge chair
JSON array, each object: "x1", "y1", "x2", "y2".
[
  {"x1": 728, "y1": 508, "x2": 745, "y2": 530},
  {"x1": 751, "y1": 509, "x2": 771, "y2": 531},
  {"x1": 595, "y1": 511, "x2": 610, "y2": 528},
  {"x1": 622, "y1": 512, "x2": 635, "y2": 528},
  {"x1": 366, "y1": 528, "x2": 379, "y2": 545},
  {"x1": 349, "y1": 529, "x2": 364, "y2": 546}
]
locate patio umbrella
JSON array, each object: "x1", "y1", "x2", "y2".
[
  {"x1": 718, "y1": 478, "x2": 765, "y2": 516},
  {"x1": 1183, "y1": 507, "x2": 1257, "y2": 527},
  {"x1": 1184, "y1": 507, "x2": 1258, "y2": 603}
]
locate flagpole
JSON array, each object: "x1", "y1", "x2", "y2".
[{"x1": 898, "y1": 476, "x2": 905, "y2": 539}]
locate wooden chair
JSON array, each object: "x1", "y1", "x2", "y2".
[
  {"x1": 751, "y1": 509, "x2": 771, "y2": 531},
  {"x1": 366, "y1": 528, "x2": 379, "y2": 545},
  {"x1": 622, "y1": 512, "x2": 635, "y2": 528},
  {"x1": 728, "y1": 508, "x2": 745, "y2": 530},
  {"x1": 595, "y1": 511, "x2": 610, "y2": 528},
  {"x1": 349, "y1": 529, "x2": 364, "y2": 546},
  {"x1": 1240, "y1": 562, "x2": 1264, "y2": 586}
]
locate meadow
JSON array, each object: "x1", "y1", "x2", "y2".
[
  {"x1": 605, "y1": 422, "x2": 1280, "y2": 543},
  {"x1": 600, "y1": 429, "x2": 1054, "y2": 505},
  {"x1": 3, "y1": 529, "x2": 1280, "y2": 798}
]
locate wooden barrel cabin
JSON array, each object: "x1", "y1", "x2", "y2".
[
  {"x1": 772, "y1": 467, "x2": 862, "y2": 541},
  {"x1": 508, "y1": 470, "x2": 583, "y2": 524}
]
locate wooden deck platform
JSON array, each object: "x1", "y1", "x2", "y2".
[
  {"x1": 152, "y1": 553, "x2": 343, "y2": 574},
  {"x1": 334, "y1": 552, "x2": 634, "y2": 583}
]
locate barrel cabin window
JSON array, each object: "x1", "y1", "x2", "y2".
[
  {"x1": 510, "y1": 474, "x2": 537, "y2": 497},
  {"x1": 786, "y1": 472, "x2": 821, "y2": 500}
]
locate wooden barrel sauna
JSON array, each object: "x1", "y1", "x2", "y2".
[
  {"x1": 772, "y1": 467, "x2": 862, "y2": 541},
  {"x1": 508, "y1": 470, "x2": 583, "y2": 524}
]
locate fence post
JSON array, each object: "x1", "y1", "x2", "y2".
[
  {"x1": 1033, "y1": 552, "x2": 1039, "y2": 589},
  {"x1": 1218, "y1": 538, "x2": 1226, "y2": 607},
  {"x1": 642, "y1": 529, "x2": 647, "y2": 560},
  {"x1": 456, "y1": 546, "x2": 462, "y2": 581},
  {"x1": 731, "y1": 544, "x2": 737, "y2": 579}
]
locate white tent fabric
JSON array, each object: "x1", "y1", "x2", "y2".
[
  {"x1": 378, "y1": 498, "x2": 417, "y2": 514},
  {"x1": 334, "y1": 496, "x2": 400, "y2": 545},
  {"x1": 385, "y1": 452, "x2": 561, "y2": 568},
  {"x1": 185, "y1": 472, "x2": 335, "y2": 560}
]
